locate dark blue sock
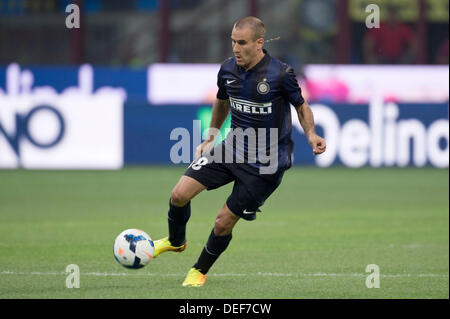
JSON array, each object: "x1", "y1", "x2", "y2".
[
  {"x1": 168, "y1": 199, "x2": 191, "y2": 246},
  {"x1": 193, "y1": 228, "x2": 232, "y2": 274}
]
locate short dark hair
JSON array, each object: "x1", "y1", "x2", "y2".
[{"x1": 233, "y1": 16, "x2": 266, "y2": 41}]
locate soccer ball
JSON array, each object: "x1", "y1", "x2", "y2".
[{"x1": 113, "y1": 228, "x2": 155, "y2": 269}]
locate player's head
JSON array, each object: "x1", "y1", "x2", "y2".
[{"x1": 231, "y1": 16, "x2": 266, "y2": 69}]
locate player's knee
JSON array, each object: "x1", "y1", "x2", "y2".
[
  {"x1": 214, "y1": 217, "x2": 232, "y2": 236},
  {"x1": 170, "y1": 188, "x2": 190, "y2": 207}
]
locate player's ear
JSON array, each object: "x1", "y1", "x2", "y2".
[{"x1": 256, "y1": 38, "x2": 264, "y2": 50}]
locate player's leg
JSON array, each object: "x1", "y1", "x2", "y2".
[
  {"x1": 183, "y1": 203, "x2": 239, "y2": 287},
  {"x1": 155, "y1": 153, "x2": 234, "y2": 259},
  {"x1": 171, "y1": 175, "x2": 206, "y2": 207},
  {"x1": 182, "y1": 165, "x2": 286, "y2": 286},
  {"x1": 195, "y1": 203, "x2": 240, "y2": 270},
  {"x1": 168, "y1": 175, "x2": 206, "y2": 246},
  {"x1": 154, "y1": 176, "x2": 206, "y2": 257}
]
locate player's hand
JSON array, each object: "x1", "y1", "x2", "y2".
[
  {"x1": 308, "y1": 134, "x2": 326, "y2": 155},
  {"x1": 195, "y1": 139, "x2": 215, "y2": 159}
]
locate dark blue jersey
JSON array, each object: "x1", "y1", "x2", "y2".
[{"x1": 216, "y1": 49, "x2": 304, "y2": 173}]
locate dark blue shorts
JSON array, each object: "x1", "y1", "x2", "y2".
[{"x1": 184, "y1": 154, "x2": 285, "y2": 221}]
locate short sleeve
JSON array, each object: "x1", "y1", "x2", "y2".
[
  {"x1": 282, "y1": 66, "x2": 304, "y2": 107},
  {"x1": 216, "y1": 66, "x2": 229, "y2": 100}
]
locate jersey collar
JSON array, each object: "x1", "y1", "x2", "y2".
[{"x1": 238, "y1": 49, "x2": 270, "y2": 73}]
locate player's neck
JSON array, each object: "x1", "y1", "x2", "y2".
[{"x1": 244, "y1": 51, "x2": 265, "y2": 71}]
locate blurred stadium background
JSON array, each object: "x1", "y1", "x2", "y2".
[
  {"x1": 0, "y1": 0, "x2": 448, "y2": 299},
  {"x1": 0, "y1": 0, "x2": 448, "y2": 169}
]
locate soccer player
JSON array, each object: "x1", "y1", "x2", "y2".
[{"x1": 153, "y1": 16, "x2": 326, "y2": 287}]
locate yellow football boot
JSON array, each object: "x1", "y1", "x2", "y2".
[
  {"x1": 153, "y1": 237, "x2": 187, "y2": 258},
  {"x1": 182, "y1": 268, "x2": 206, "y2": 287}
]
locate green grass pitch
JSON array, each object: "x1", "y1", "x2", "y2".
[{"x1": 0, "y1": 167, "x2": 448, "y2": 298}]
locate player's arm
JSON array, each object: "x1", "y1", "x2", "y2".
[
  {"x1": 295, "y1": 101, "x2": 326, "y2": 155},
  {"x1": 205, "y1": 98, "x2": 230, "y2": 142},
  {"x1": 281, "y1": 64, "x2": 326, "y2": 155},
  {"x1": 195, "y1": 98, "x2": 229, "y2": 158}
]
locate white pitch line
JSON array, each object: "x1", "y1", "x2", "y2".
[{"x1": 0, "y1": 271, "x2": 447, "y2": 278}]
